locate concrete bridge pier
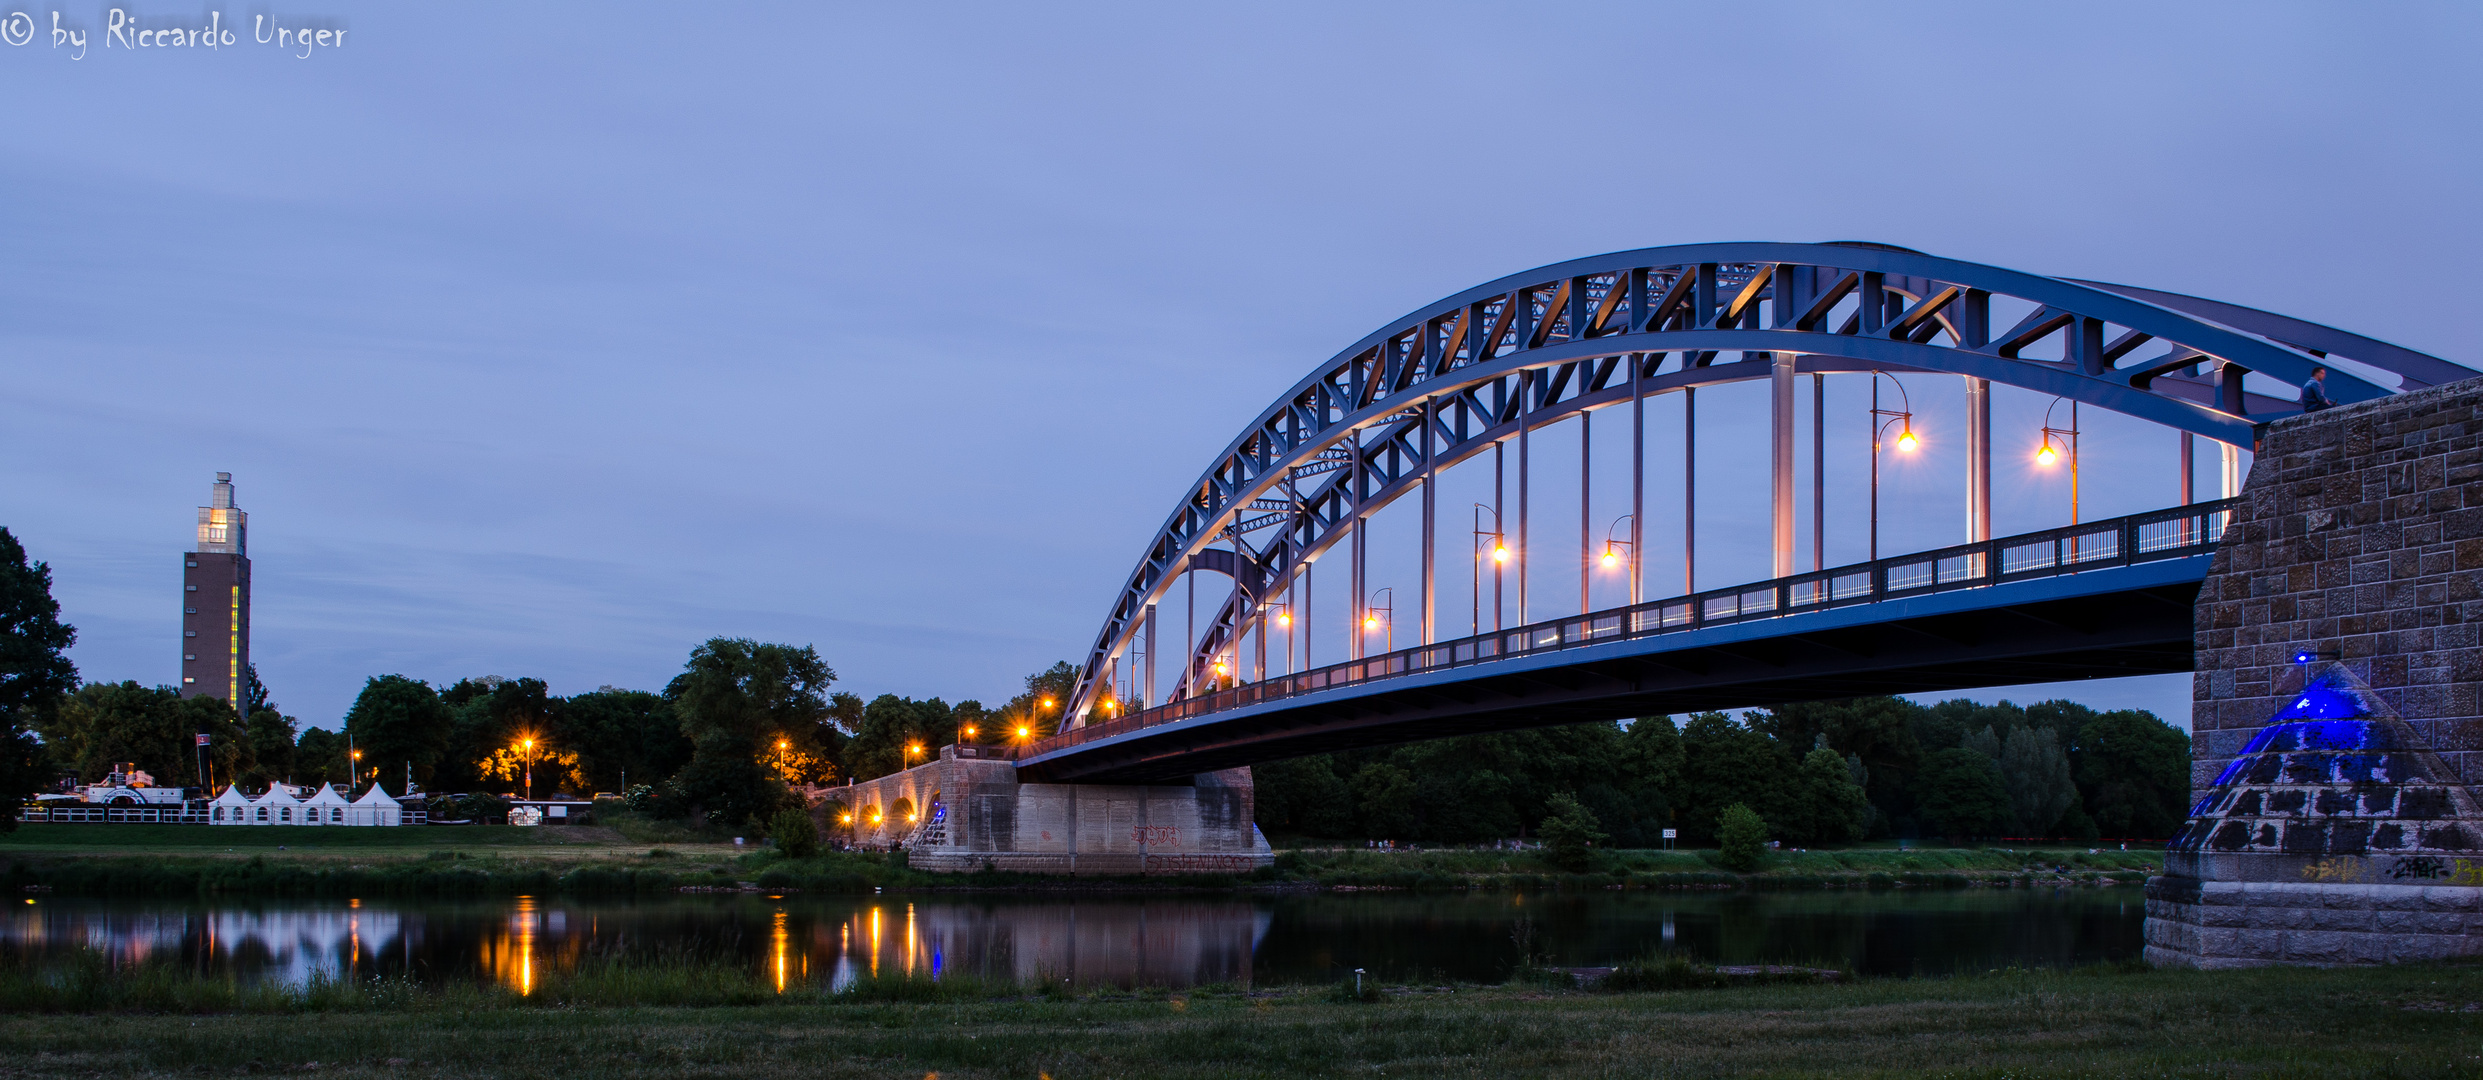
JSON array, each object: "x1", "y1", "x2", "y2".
[
  {"x1": 2149, "y1": 377, "x2": 2483, "y2": 967},
  {"x1": 819, "y1": 747, "x2": 1274, "y2": 875}
]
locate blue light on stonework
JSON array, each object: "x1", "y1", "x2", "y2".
[
  {"x1": 2293, "y1": 650, "x2": 2318, "y2": 664},
  {"x1": 2207, "y1": 686, "x2": 2375, "y2": 787},
  {"x1": 2279, "y1": 687, "x2": 2361, "y2": 720}
]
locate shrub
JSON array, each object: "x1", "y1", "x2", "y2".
[
  {"x1": 768, "y1": 808, "x2": 819, "y2": 858},
  {"x1": 1537, "y1": 792, "x2": 1608, "y2": 872},
  {"x1": 457, "y1": 792, "x2": 510, "y2": 823},
  {"x1": 1716, "y1": 803, "x2": 1767, "y2": 871}
]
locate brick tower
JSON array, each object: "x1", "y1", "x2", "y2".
[{"x1": 181, "y1": 472, "x2": 250, "y2": 713}]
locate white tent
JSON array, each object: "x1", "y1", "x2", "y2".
[
  {"x1": 301, "y1": 784, "x2": 352, "y2": 826},
  {"x1": 251, "y1": 784, "x2": 305, "y2": 825},
  {"x1": 209, "y1": 785, "x2": 254, "y2": 825},
  {"x1": 348, "y1": 784, "x2": 403, "y2": 827}
]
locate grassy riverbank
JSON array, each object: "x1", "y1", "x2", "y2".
[
  {"x1": 1273, "y1": 844, "x2": 2162, "y2": 891},
  {"x1": 0, "y1": 824, "x2": 2161, "y2": 897},
  {"x1": 0, "y1": 958, "x2": 2474, "y2": 1078}
]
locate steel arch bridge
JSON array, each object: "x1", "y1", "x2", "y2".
[{"x1": 1036, "y1": 242, "x2": 2465, "y2": 782}]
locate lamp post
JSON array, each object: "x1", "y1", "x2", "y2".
[
  {"x1": 1869, "y1": 372, "x2": 1919, "y2": 562},
  {"x1": 349, "y1": 749, "x2": 361, "y2": 795},
  {"x1": 519, "y1": 737, "x2": 535, "y2": 802},
  {"x1": 1269, "y1": 603, "x2": 1293, "y2": 677},
  {"x1": 1363, "y1": 587, "x2": 1394, "y2": 654},
  {"x1": 1602, "y1": 514, "x2": 1636, "y2": 607},
  {"x1": 2037, "y1": 396, "x2": 2081, "y2": 525},
  {"x1": 1472, "y1": 504, "x2": 1505, "y2": 637}
]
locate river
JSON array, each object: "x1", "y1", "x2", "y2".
[{"x1": 1, "y1": 887, "x2": 2145, "y2": 991}]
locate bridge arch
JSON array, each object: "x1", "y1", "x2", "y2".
[{"x1": 1067, "y1": 242, "x2": 2461, "y2": 726}]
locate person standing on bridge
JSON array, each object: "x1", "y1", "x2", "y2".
[{"x1": 2300, "y1": 366, "x2": 2336, "y2": 412}]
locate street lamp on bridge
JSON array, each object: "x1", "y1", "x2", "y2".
[
  {"x1": 2037, "y1": 396, "x2": 2082, "y2": 526},
  {"x1": 1363, "y1": 587, "x2": 1394, "y2": 654},
  {"x1": 1472, "y1": 504, "x2": 1505, "y2": 637},
  {"x1": 1268, "y1": 603, "x2": 1293, "y2": 678},
  {"x1": 1870, "y1": 372, "x2": 1920, "y2": 562},
  {"x1": 1602, "y1": 514, "x2": 1637, "y2": 607}
]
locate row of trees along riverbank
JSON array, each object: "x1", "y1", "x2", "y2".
[{"x1": 1255, "y1": 696, "x2": 2190, "y2": 850}]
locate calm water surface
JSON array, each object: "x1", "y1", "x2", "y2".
[{"x1": 1, "y1": 888, "x2": 2145, "y2": 990}]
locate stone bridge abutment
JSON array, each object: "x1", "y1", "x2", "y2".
[{"x1": 2151, "y1": 376, "x2": 2483, "y2": 966}]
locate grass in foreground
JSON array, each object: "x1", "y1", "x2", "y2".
[{"x1": 0, "y1": 957, "x2": 2476, "y2": 1078}]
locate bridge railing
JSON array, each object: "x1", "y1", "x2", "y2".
[{"x1": 1031, "y1": 499, "x2": 2236, "y2": 757}]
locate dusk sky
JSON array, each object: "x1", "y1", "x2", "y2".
[{"x1": 4, "y1": 3, "x2": 2476, "y2": 729}]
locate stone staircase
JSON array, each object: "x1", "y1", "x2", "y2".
[{"x1": 907, "y1": 803, "x2": 948, "y2": 850}]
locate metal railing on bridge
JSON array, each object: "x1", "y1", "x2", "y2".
[{"x1": 1028, "y1": 499, "x2": 2235, "y2": 759}]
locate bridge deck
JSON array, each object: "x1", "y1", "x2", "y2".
[{"x1": 1018, "y1": 500, "x2": 2234, "y2": 784}]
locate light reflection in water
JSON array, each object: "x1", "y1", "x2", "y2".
[
  {"x1": 770, "y1": 907, "x2": 787, "y2": 994},
  {"x1": 492, "y1": 895, "x2": 537, "y2": 995},
  {"x1": 0, "y1": 889, "x2": 2147, "y2": 990}
]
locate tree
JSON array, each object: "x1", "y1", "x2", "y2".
[
  {"x1": 989, "y1": 661, "x2": 1075, "y2": 743},
  {"x1": 1716, "y1": 802, "x2": 1768, "y2": 871},
  {"x1": 341, "y1": 675, "x2": 453, "y2": 791},
  {"x1": 1349, "y1": 762, "x2": 1417, "y2": 839},
  {"x1": 1998, "y1": 726, "x2": 2077, "y2": 837},
  {"x1": 1538, "y1": 791, "x2": 1608, "y2": 871},
  {"x1": 767, "y1": 807, "x2": 820, "y2": 858},
  {"x1": 241, "y1": 709, "x2": 298, "y2": 786},
  {"x1": 1253, "y1": 754, "x2": 1354, "y2": 837},
  {"x1": 1673, "y1": 712, "x2": 1778, "y2": 846},
  {"x1": 1913, "y1": 747, "x2": 2013, "y2": 843},
  {"x1": 2072, "y1": 709, "x2": 2191, "y2": 840},
  {"x1": 242, "y1": 663, "x2": 274, "y2": 716},
  {"x1": 666, "y1": 638, "x2": 836, "y2": 829},
  {"x1": 296, "y1": 726, "x2": 350, "y2": 787},
  {"x1": 1776, "y1": 746, "x2": 1871, "y2": 846},
  {"x1": 0, "y1": 528, "x2": 78, "y2": 828},
  {"x1": 842, "y1": 694, "x2": 952, "y2": 781},
  {"x1": 562, "y1": 688, "x2": 695, "y2": 793},
  {"x1": 38, "y1": 682, "x2": 245, "y2": 787}
]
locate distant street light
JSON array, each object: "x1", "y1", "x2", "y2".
[
  {"x1": 1364, "y1": 587, "x2": 1394, "y2": 654},
  {"x1": 518, "y1": 737, "x2": 537, "y2": 802}
]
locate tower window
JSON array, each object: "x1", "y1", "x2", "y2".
[
  {"x1": 185, "y1": 631, "x2": 197, "y2": 638},
  {"x1": 186, "y1": 585, "x2": 198, "y2": 592},
  {"x1": 184, "y1": 654, "x2": 196, "y2": 661},
  {"x1": 186, "y1": 560, "x2": 198, "y2": 567}
]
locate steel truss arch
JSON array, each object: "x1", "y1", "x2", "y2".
[{"x1": 1066, "y1": 242, "x2": 2464, "y2": 725}]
